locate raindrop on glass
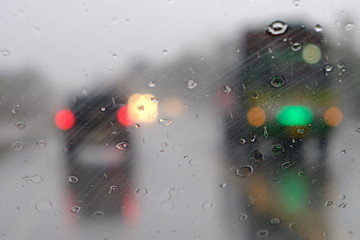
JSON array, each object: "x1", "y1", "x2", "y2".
[
  {"x1": 291, "y1": 42, "x2": 302, "y2": 51},
  {"x1": 251, "y1": 149, "x2": 265, "y2": 163},
  {"x1": 344, "y1": 22, "x2": 355, "y2": 31},
  {"x1": 266, "y1": 21, "x2": 288, "y2": 36},
  {"x1": 0, "y1": 50, "x2": 11, "y2": 57},
  {"x1": 270, "y1": 76, "x2": 286, "y2": 88},
  {"x1": 94, "y1": 211, "x2": 104, "y2": 219},
  {"x1": 202, "y1": 201, "x2": 213, "y2": 209},
  {"x1": 296, "y1": 128, "x2": 306, "y2": 135},
  {"x1": 108, "y1": 185, "x2": 119, "y2": 194},
  {"x1": 151, "y1": 97, "x2": 159, "y2": 103},
  {"x1": 13, "y1": 141, "x2": 24, "y2": 150},
  {"x1": 219, "y1": 183, "x2": 227, "y2": 188},
  {"x1": 116, "y1": 141, "x2": 129, "y2": 150},
  {"x1": 71, "y1": 206, "x2": 81, "y2": 213},
  {"x1": 135, "y1": 188, "x2": 148, "y2": 197},
  {"x1": 159, "y1": 117, "x2": 172, "y2": 126},
  {"x1": 235, "y1": 165, "x2": 254, "y2": 178},
  {"x1": 289, "y1": 222, "x2": 300, "y2": 230},
  {"x1": 66, "y1": 176, "x2": 79, "y2": 183},
  {"x1": 36, "y1": 140, "x2": 47, "y2": 148},
  {"x1": 324, "y1": 64, "x2": 333, "y2": 73},
  {"x1": 100, "y1": 106, "x2": 106, "y2": 112},
  {"x1": 293, "y1": 0, "x2": 300, "y2": 7},
  {"x1": 281, "y1": 161, "x2": 292, "y2": 170},
  {"x1": 22, "y1": 175, "x2": 44, "y2": 183},
  {"x1": 162, "y1": 49, "x2": 168, "y2": 55},
  {"x1": 186, "y1": 79, "x2": 198, "y2": 89},
  {"x1": 337, "y1": 202, "x2": 347, "y2": 208},
  {"x1": 237, "y1": 138, "x2": 246, "y2": 145},
  {"x1": 272, "y1": 144, "x2": 285, "y2": 155},
  {"x1": 148, "y1": 81, "x2": 156, "y2": 88},
  {"x1": 35, "y1": 199, "x2": 53, "y2": 212},
  {"x1": 324, "y1": 200, "x2": 333, "y2": 206},
  {"x1": 257, "y1": 229, "x2": 269, "y2": 238},
  {"x1": 314, "y1": 24, "x2": 323, "y2": 32},
  {"x1": 239, "y1": 213, "x2": 248, "y2": 221},
  {"x1": 221, "y1": 85, "x2": 232, "y2": 94},
  {"x1": 15, "y1": 121, "x2": 26, "y2": 130},
  {"x1": 251, "y1": 92, "x2": 260, "y2": 99},
  {"x1": 270, "y1": 218, "x2": 280, "y2": 224}
]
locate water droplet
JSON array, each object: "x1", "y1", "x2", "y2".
[
  {"x1": 250, "y1": 135, "x2": 257, "y2": 143},
  {"x1": 270, "y1": 218, "x2": 280, "y2": 224},
  {"x1": 148, "y1": 81, "x2": 156, "y2": 87},
  {"x1": 100, "y1": 106, "x2": 106, "y2": 112},
  {"x1": 344, "y1": 22, "x2": 355, "y2": 31},
  {"x1": 289, "y1": 222, "x2": 300, "y2": 230},
  {"x1": 116, "y1": 141, "x2": 129, "y2": 150},
  {"x1": 0, "y1": 50, "x2": 11, "y2": 57},
  {"x1": 270, "y1": 76, "x2": 287, "y2": 88},
  {"x1": 108, "y1": 185, "x2": 119, "y2": 194},
  {"x1": 263, "y1": 126, "x2": 268, "y2": 137},
  {"x1": 22, "y1": 175, "x2": 44, "y2": 183},
  {"x1": 237, "y1": 138, "x2": 247, "y2": 145},
  {"x1": 296, "y1": 128, "x2": 306, "y2": 135},
  {"x1": 235, "y1": 165, "x2": 254, "y2": 178},
  {"x1": 324, "y1": 200, "x2": 333, "y2": 206},
  {"x1": 135, "y1": 123, "x2": 141, "y2": 128},
  {"x1": 81, "y1": 87, "x2": 88, "y2": 95},
  {"x1": 297, "y1": 171, "x2": 305, "y2": 177},
  {"x1": 11, "y1": 108, "x2": 17, "y2": 114},
  {"x1": 66, "y1": 176, "x2": 79, "y2": 183},
  {"x1": 324, "y1": 64, "x2": 333, "y2": 72},
  {"x1": 239, "y1": 213, "x2": 248, "y2": 221},
  {"x1": 135, "y1": 188, "x2": 148, "y2": 196},
  {"x1": 266, "y1": 21, "x2": 288, "y2": 36},
  {"x1": 272, "y1": 144, "x2": 285, "y2": 155},
  {"x1": 202, "y1": 201, "x2": 213, "y2": 209},
  {"x1": 71, "y1": 206, "x2": 81, "y2": 213},
  {"x1": 281, "y1": 161, "x2": 293, "y2": 170},
  {"x1": 293, "y1": 0, "x2": 300, "y2": 7},
  {"x1": 221, "y1": 85, "x2": 232, "y2": 94},
  {"x1": 219, "y1": 183, "x2": 227, "y2": 188},
  {"x1": 94, "y1": 211, "x2": 104, "y2": 219},
  {"x1": 33, "y1": 27, "x2": 41, "y2": 35},
  {"x1": 339, "y1": 194, "x2": 346, "y2": 200},
  {"x1": 162, "y1": 49, "x2": 168, "y2": 55},
  {"x1": 36, "y1": 140, "x2": 47, "y2": 148},
  {"x1": 257, "y1": 229, "x2": 269, "y2": 238},
  {"x1": 251, "y1": 92, "x2": 260, "y2": 99},
  {"x1": 186, "y1": 79, "x2": 198, "y2": 89},
  {"x1": 337, "y1": 202, "x2": 347, "y2": 208},
  {"x1": 341, "y1": 149, "x2": 346, "y2": 154},
  {"x1": 35, "y1": 199, "x2": 53, "y2": 212},
  {"x1": 159, "y1": 117, "x2": 172, "y2": 126},
  {"x1": 251, "y1": 149, "x2": 265, "y2": 163},
  {"x1": 151, "y1": 97, "x2": 159, "y2": 103},
  {"x1": 15, "y1": 121, "x2": 26, "y2": 129},
  {"x1": 291, "y1": 42, "x2": 302, "y2": 51},
  {"x1": 13, "y1": 141, "x2": 24, "y2": 150},
  {"x1": 314, "y1": 24, "x2": 323, "y2": 32}
]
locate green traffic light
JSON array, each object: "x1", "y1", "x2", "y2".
[{"x1": 277, "y1": 106, "x2": 313, "y2": 126}]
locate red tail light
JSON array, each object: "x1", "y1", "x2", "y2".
[
  {"x1": 117, "y1": 105, "x2": 134, "y2": 126},
  {"x1": 54, "y1": 109, "x2": 76, "y2": 130}
]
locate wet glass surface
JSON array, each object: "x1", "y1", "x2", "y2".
[{"x1": 0, "y1": 1, "x2": 360, "y2": 239}]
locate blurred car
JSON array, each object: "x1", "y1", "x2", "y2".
[
  {"x1": 219, "y1": 21, "x2": 343, "y2": 239},
  {"x1": 54, "y1": 91, "x2": 138, "y2": 222}
]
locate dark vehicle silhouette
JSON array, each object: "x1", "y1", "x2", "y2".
[
  {"x1": 54, "y1": 91, "x2": 138, "y2": 223},
  {"x1": 220, "y1": 21, "x2": 342, "y2": 239}
]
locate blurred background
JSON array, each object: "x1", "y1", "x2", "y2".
[{"x1": 0, "y1": 0, "x2": 359, "y2": 239}]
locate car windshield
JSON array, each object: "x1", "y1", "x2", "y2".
[{"x1": 1, "y1": 1, "x2": 359, "y2": 240}]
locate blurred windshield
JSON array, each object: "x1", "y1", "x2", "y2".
[{"x1": 1, "y1": 1, "x2": 360, "y2": 240}]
